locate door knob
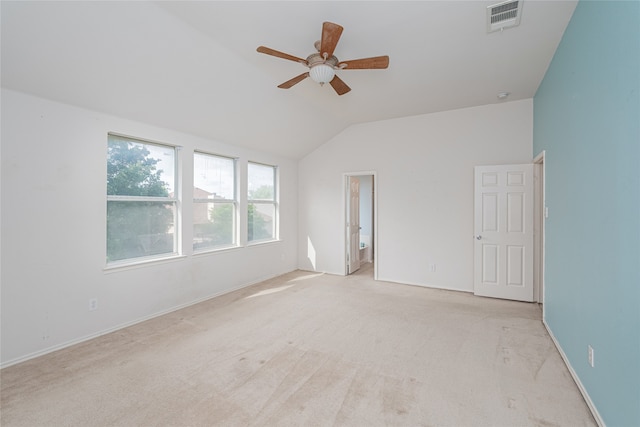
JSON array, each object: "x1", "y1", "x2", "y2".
[{"x1": 475, "y1": 235, "x2": 482, "y2": 240}]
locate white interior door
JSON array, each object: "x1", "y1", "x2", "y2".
[
  {"x1": 347, "y1": 176, "x2": 361, "y2": 274},
  {"x1": 474, "y1": 164, "x2": 533, "y2": 302}
]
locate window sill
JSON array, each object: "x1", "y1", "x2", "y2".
[
  {"x1": 104, "y1": 254, "x2": 186, "y2": 273},
  {"x1": 192, "y1": 245, "x2": 242, "y2": 257},
  {"x1": 247, "y1": 239, "x2": 282, "y2": 247}
]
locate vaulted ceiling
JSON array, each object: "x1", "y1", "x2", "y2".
[{"x1": 1, "y1": 1, "x2": 577, "y2": 159}]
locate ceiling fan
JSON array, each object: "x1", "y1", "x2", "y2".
[{"x1": 257, "y1": 22, "x2": 389, "y2": 96}]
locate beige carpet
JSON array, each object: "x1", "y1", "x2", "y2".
[{"x1": 1, "y1": 265, "x2": 596, "y2": 426}]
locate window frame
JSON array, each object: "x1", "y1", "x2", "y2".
[
  {"x1": 247, "y1": 161, "x2": 279, "y2": 245},
  {"x1": 106, "y1": 133, "x2": 181, "y2": 267},
  {"x1": 192, "y1": 151, "x2": 238, "y2": 253}
]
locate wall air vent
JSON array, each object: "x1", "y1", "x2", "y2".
[{"x1": 487, "y1": 0, "x2": 523, "y2": 33}]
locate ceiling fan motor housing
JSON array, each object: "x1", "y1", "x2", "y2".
[{"x1": 306, "y1": 53, "x2": 339, "y2": 68}]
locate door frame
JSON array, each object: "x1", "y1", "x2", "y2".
[
  {"x1": 344, "y1": 171, "x2": 378, "y2": 279},
  {"x1": 533, "y1": 151, "x2": 546, "y2": 305}
]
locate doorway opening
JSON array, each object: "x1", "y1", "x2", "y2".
[
  {"x1": 344, "y1": 172, "x2": 377, "y2": 279},
  {"x1": 533, "y1": 151, "x2": 546, "y2": 305}
]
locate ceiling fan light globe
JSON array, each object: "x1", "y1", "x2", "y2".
[{"x1": 309, "y1": 64, "x2": 335, "y2": 84}]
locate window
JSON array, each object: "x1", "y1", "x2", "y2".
[
  {"x1": 106, "y1": 134, "x2": 178, "y2": 264},
  {"x1": 247, "y1": 162, "x2": 277, "y2": 243},
  {"x1": 193, "y1": 152, "x2": 237, "y2": 251}
]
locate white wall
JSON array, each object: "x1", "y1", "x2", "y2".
[
  {"x1": 298, "y1": 99, "x2": 533, "y2": 291},
  {"x1": 0, "y1": 89, "x2": 298, "y2": 366}
]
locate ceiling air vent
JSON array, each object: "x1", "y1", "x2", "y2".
[{"x1": 487, "y1": 0, "x2": 523, "y2": 33}]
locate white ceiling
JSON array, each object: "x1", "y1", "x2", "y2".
[{"x1": 1, "y1": 1, "x2": 577, "y2": 159}]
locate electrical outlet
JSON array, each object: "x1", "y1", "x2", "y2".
[
  {"x1": 588, "y1": 345, "x2": 594, "y2": 367},
  {"x1": 429, "y1": 264, "x2": 436, "y2": 273},
  {"x1": 89, "y1": 298, "x2": 98, "y2": 311}
]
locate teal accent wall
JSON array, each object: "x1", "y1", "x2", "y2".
[{"x1": 533, "y1": 1, "x2": 640, "y2": 426}]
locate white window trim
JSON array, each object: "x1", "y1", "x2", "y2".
[
  {"x1": 247, "y1": 161, "x2": 279, "y2": 244},
  {"x1": 106, "y1": 134, "x2": 181, "y2": 266},
  {"x1": 192, "y1": 152, "x2": 239, "y2": 253}
]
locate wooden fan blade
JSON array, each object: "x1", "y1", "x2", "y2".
[
  {"x1": 329, "y1": 75, "x2": 351, "y2": 96},
  {"x1": 338, "y1": 56, "x2": 390, "y2": 70},
  {"x1": 278, "y1": 72, "x2": 309, "y2": 89},
  {"x1": 257, "y1": 46, "x2": 307, "y2": 64},
  {"x1": 320, "y1": 22, "x2": 343, "y2": 58}
]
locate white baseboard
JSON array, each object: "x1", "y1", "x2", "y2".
[
  {"x1": 376, "y1": 276, "x2": 474, "y2": 294},
  {"x1": 542, "y1": 319, "x2": 606, "y2": 427},
  {"x1": 0, "y1": 270, "x2": 295, "y2": 369}
]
